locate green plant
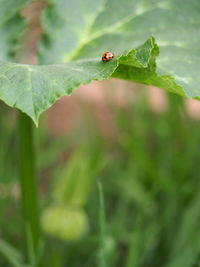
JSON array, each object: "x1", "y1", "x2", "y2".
[{"x1": 0, "y1": 0, "x2": 200, "y2": 266}]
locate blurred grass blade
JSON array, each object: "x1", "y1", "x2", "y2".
[
  {"x1": 25, "y1": 223, "x2": 44, "y2": 267},
  {"x1": 98, "y1": 181, "x2": 107, "y2": 267},
  {"x1": 165, "y1": 191, "x2": 200, "y2": 267},
  {"x1": 26, "y1": 223, "x2": 35, "y2": 266},
  {"x1": 53, "y1": 145, "x2": 104, "y2": 207},
  {"x1": 125, "y1": 224, "x2": 142, "y2": 267},
  {"x1": 0, "y1": 239, "x2": 24, "y2": 267}
]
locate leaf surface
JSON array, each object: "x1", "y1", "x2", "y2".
[
  {"x1": 0, "y1": 0, "x2": 200, "y2": 123},
  {"x1": 40, "y1": 0, "x2": 200, "y2": 99},
  {"x1": 0, "y1": 37, "x2": 159, "y2": 125}
]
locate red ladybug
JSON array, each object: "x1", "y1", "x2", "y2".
[{"x1": 102, "y1": 52, "x2": 115, "y2": 62}]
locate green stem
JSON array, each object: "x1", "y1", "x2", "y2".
[{"x1": 18, "y1": 111, "x2": 40, "y2": 255}]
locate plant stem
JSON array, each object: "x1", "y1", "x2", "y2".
[{"x1": 18, "y1": 111, "x2": 40, "y2": 255}]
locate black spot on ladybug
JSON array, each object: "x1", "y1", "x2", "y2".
[{"x1": 102, "y1": 52, "x2": 115, "y2": 62}]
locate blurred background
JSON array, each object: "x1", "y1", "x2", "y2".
[
  {"x1": 1, "y1": 79, "x2": 200, "y2": 267},
  {"x1": 1, "y1": 0, "x2": 200, "y2": 266}
]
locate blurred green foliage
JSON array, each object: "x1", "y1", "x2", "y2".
[{"x1": 1, "y1": 88, "x2": 200, "y2": 266}]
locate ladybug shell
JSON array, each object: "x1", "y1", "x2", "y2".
[{"x1": 102, "y1": 52, "x2": 115, "y2": 62}]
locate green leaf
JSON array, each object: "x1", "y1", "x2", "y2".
[
  {"x1": 0, "y1": 37, "x2": 160, "y2": 125},
  {"x1": 39, "y1": 0, "x2": 200, "y2": 98},
  {"x1": 0, "y1": 0, "x2": 200, "y2": 123}
]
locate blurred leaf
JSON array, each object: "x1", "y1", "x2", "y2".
[
  {"x1": 53, "y1": 145, "x2": 104, "y2": 207},
  {"x1": 166, "y1": 192, "x2": 200, "y2": 267},
  {"x1": 125, "y1": 219, "x2": 159, "y2": 267},
  {"x1": 0, "y1": 0, "x2": 28, "y2": 25},
  {"x1": 0, "y1": 14, "x2": 25, "y2": 61},
  {"x1": 0, "y1": 239, "x2": 24, "y2": 267},
  {"x1": 0, "y1": 0, "x2": 28, "y2": 61},
  {"x1": 42, "y1": 205, "x2": 89, "y2": 241}
]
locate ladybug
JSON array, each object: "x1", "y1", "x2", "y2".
[{"x1": 102, "y1": 52, "x2": 115, "y2": 62}]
